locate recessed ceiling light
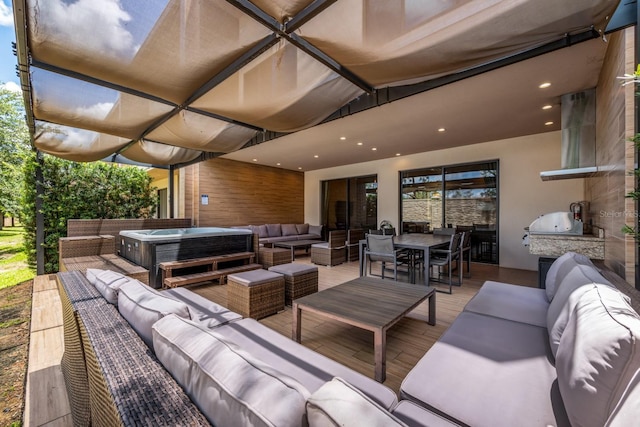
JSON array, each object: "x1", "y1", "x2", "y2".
[
  {"x1": 276, "y1": 162, "x2": 281, "y2": 166},
  {"x1": 298, "y1": 167, "x2": 303, "y2": 170},
  {"x1": 314, "y1": 155, "x2": 319, "y2": 158},
  {"x1": 542, "y1": 105, "x2": 553, "y2": 110},
  {"x1": 339, "y1": 136, "x2": 346, "y2": 140},
  {"x1": 252, "y1": 158, "x2": 258, "y2": 162},
  {"x1": 357, "y1": 142, "x2": 363, "y2": 146},
  {"x1": 395, "y1": 153, "x2": 401, "y2": 156},
  {"x1": 539, "y1": 82, "x2": 551, "y2": 89},
  {"x1": 438, "y1": 128, "x2": 446, "y2": 132},
  {"x1": 545, "y1": 121, "x2": 554, "y2": 126},
  {"x1": 372, "y1": 147, "x2": 377, "y2": 151}
]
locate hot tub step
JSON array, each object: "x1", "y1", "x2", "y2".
[{"x1": 163, "y1": 263, "x2": 262, "y2": 288}]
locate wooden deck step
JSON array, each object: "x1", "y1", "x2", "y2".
[{"x1": 163, "y1": 263, "x2": 262, "y2": 288}]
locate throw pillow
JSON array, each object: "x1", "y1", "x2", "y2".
[
  {"x1": 295, "y1": 223, "x2": 309, "y2": 234},
  {"x1": 306, "y1": 377, "x2": 407, "y2": 427},
  {"x1": 556, "y1": 285, "x2": 640, "y2": 427},
  {"x1": 266, "y1": 223, "x2": 282, "y2": 237}
]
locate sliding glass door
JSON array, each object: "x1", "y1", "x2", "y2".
[
  {"x1": 401, "y1": 161, "x2": 498, "y2": 263},
  {"x1": 321, "y1": 175, "x2": 377, "y2": 233}
]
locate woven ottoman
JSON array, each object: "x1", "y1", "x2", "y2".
[
  {"x1": 268, "y1": 263, "x2": 319, "y2": 306},
  {"x1": 258, "y1": 247, "x2": 292, "y2": 268},
  {"x1": 227, "y1": 270, "x2": 285, "y2": 319}
]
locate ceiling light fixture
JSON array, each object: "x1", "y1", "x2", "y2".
[
  {"x1": 395, "y1": 153, "x2": 401, "y2": 156},
  {"x1": 539, "y1": 82, "x2": 551, "y2": 88},
  {"x1": 314, "y1": 155, "x2": 319, "y2": 158},
  {"x1": 276, "y1": 163, "x2": 281, "y2": 166},
  {"x1": 339, "y1": 136, "x2": 346, "y2": 140},
  {"x1": 252, "y1": 158, "x2": 258, "y2": 162},
  {"x1": 545, "y1": 121, "x2": 554, "y2": 126},
  {"x1": 438, "y1": 128, "x2": 446, "y2": 132},
  {"x1": 542, "y1": 105, "x2": 552, "y2": 110},
  {"x1": 298, "y1": 167, "x2": 303, "y2": 170},
  {"x1": 372, "y1": 147, "x2": 377, "y2": 151},
  {"x1": 357, "y1": 142, "x2": 363, "y2": 146}
]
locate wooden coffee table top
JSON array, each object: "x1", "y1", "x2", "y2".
[
  {"x1": 294, "y1": 276, "x2": 434, "y2": 328},
  {"x1": 292, "y1": 276, "x2": 436, "y2": 382}
]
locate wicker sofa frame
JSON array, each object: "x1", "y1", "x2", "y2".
[{"x1": 57, "y1": 271, "x2": 210, "y2": 426}]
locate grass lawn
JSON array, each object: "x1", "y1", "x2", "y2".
[{"x1": 0, "y1": 226, "x2": 35, "y2": 290}]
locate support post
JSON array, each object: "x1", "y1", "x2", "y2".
[
  {"x1": 168, "y1": 165, "x2": 175, "y2": 219},
  {"x1": 35, "y1": 151, "x2": 45, "y2": 275}
]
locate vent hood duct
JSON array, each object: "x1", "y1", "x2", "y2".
[{"x1": 540, "y1": 88, "x2": 597, "y2": 181}]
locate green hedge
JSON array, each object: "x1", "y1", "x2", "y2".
[{"x1": 23, "y1": 154, "x2": 157, "y2": 273}]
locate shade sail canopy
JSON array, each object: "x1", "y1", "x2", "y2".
[{"x1": 13, "y1": 0, "x2": 620, "y2": 167}]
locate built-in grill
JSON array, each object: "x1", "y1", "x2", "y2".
[{"x1": 527, "y1": 211, "x2": 583, "y2": 235}]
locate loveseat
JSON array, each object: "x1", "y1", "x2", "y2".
[{"x1": 233, "y1": 223, "x2": 322, "y2": 245}]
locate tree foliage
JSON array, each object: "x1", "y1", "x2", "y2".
[
  {"x1": 0, "y1": 86, "x2": 30, "y2": 225},
  {"x1": 22, "y1": 155, "x2": 157, "y2": 273}
]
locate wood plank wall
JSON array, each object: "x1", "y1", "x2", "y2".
[
  {"x1": 184, "y1": 158, "x2": 305, "y2": 227},
  {"x1": 586, "y1": 28, "x2": 636, "y2": 284}
]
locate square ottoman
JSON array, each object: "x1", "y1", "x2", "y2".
[
  {"x1": 259, "y1": 247, "x2": 292, "y2": 268},
  {"x1": 269, "y1": 263, "x2": 319, "y2": 305},
  {"x1": 227, "y1": 270, "x2": 285, "y2": 319}
]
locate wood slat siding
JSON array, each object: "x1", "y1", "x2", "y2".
[
  {"x1": 186, "y1": 158, "x2": 304, "y2": 227},
  {"x1": 587, "y1": 28, "x2": 636, "y2": 284},
  {"x1": 190, "y1": 260, "x2": 537, "y2": 394}
]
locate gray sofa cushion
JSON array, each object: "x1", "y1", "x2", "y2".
[
  {"x1": 153, "y1": 314, "x2": 310, "y2": 427},
  {"x1": 400, "y1": 311, "x2": 567, "y2": 427},
  {"x1": 545, "y1": 251, "x2": 592, "y2": 302},
  {"x1": 306, "y1": 377, "x2": 407, "y2": 427},
  {"x1": 546, "y1": 263, "x2": 613, "y2": 356},
  {"x1": 213, "y1": 318, "x2": 398, "y2": 410},
  {"x1": 296, "y1": 223, "x2": 309, "y2": 234},
  {"x1": 266, "y1": 223, "x2": 282, "y2": 237},
  {"x1": 556, "y1": 284, "x2": 640, "y2": 427},
  {"x1": 463, "y1": 280, "x2": 549, "y2": 327},
  {"x1": 281, "y1": 223, "x2": 298, "y2": 236},
  {"x1": 308, "y1": 224, "x2": 323, "y2": 237},
  {"x1": 391, "y1": 401, "x2": 460, "y2": 427},
  {"x1": 86, "y1": 268, "x2": 130, "y2": 304},
  {"x1": 162, "y1": 287, "x2": 242, "y2": 328},
  {"x1": 117, "y1": 280, "x2": 191, "y2": 348}
]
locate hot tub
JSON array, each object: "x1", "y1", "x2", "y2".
[{"x1": 119, "y1": 227, "x2": 253, "y2": 288}]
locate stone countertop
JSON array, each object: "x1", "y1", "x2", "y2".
[{"x1": 528, "y1": 232, "x2": 605, "y2": 259}]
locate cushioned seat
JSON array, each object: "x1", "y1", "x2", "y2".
[
  {"x1": 268, "y1": 263, "x2": 318, "y2": 305},
  {"x1": 311, "y1": 230, "x2": 347, "y2": 266},
  {"x1": 227, "y1": 269, "x2": 285, "y2": 319}
]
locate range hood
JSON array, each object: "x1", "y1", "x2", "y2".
[{"x1": 540, "y1": 89, "x2": 597, "y2": 181}]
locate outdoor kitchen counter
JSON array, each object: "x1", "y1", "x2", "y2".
[{"x1": 528, "y1": 232, "x2": 604, "y2": 259}]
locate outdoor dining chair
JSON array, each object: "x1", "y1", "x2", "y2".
[
  {"x1": 460, "y1": 230, "x2": 472, "y2": 279},
  {"x1": 364, "y1": 234, "x2": 409, "y2": 281},
  {"x1": 429, "y1": 232, "x2": 463, "y2": 294}
]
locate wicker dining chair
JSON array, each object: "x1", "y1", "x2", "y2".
[{"x1": 347, "y1": 229, "x2": 365, "y2": 262}]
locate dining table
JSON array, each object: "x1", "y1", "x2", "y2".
[{"x1": 359, "y1": 233, "x2": 451, "y2": 286}]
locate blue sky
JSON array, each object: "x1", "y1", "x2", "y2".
[{"x1": 0, "y1": 0, "x2": 19, "y2": 91}]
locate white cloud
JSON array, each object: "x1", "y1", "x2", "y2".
[
  {"x1": 1, "y1": 81, "x2": 21, "y2": 93},
  {"x1": 39, "y1": 0, "x2": 137, "y2": 58},
  {"x1": 0, "y1": 1, "x2": 12, "y2": 27},
  {"x1": 75, "y1": 102, "x2": 115, "y2": 120}
]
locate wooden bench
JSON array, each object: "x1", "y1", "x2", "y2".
[
  {"x1": 159, "y1": 252, "x2": 258, "y2": 288},
  {"x1": 163, "y1": 263, "x2": 262, "y2": 288}
]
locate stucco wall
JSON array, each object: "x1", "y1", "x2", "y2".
[{"x1": 305, "y1": 131, "x2": 584, "y2": 271}]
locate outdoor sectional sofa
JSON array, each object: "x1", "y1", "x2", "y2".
[
  {"x1": 56, "y1": 251, "x2": 640, "y2": 426},
  {"x1": 233, "y1": 223, "x2": 323, "y2": 245}
]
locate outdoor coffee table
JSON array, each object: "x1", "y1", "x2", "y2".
[
  {"x1": 273, "y1": 239, "x2": 322, "y2": 260},
  {"x1": 292, "y1": 276, "x2": 436, "y2": 382}
]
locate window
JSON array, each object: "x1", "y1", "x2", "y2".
[
  {"x1": 321, "y1": 175, "x2": 377, "y2": 233},
  {"x1": 401, "y1": 161, "x2": 498, "y2": 263}
]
